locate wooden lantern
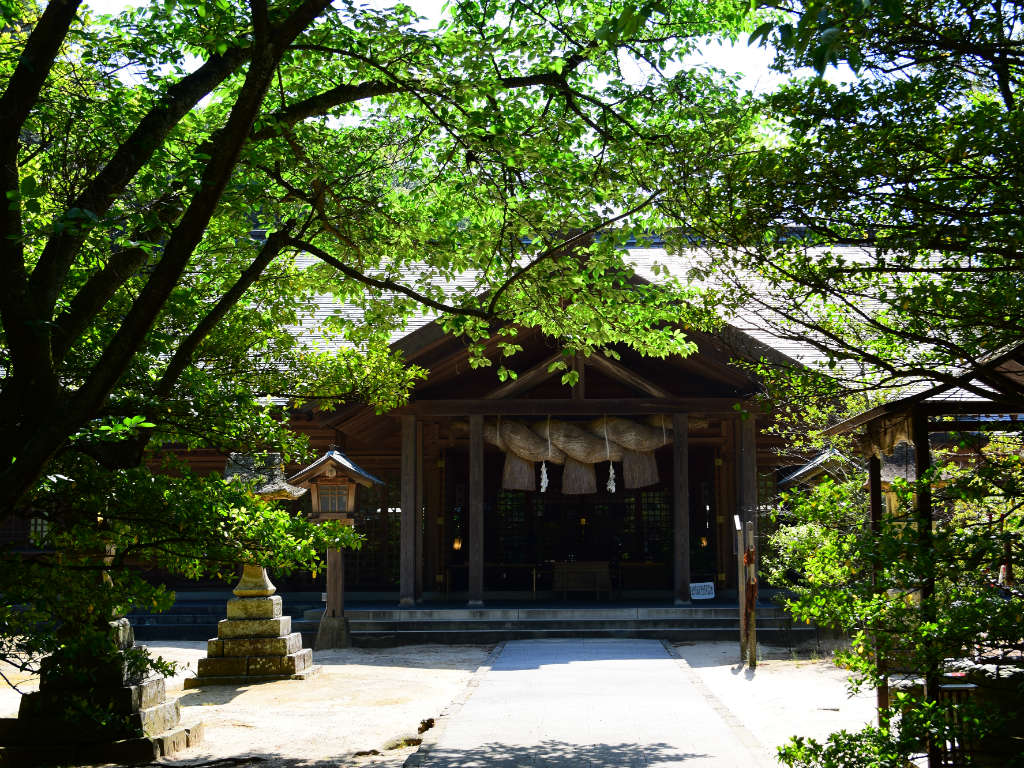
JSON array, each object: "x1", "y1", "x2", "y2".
[{"x1": 288, "y1": 449, "x2": 382, "y2": 647}]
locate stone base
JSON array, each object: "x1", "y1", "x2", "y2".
[
  {"x1": 0, "y1": 719, "x2": 202, "y2": 766},
  {"x1": 197, "y1": 646, "x2": 312, "y2": 677},
  {"x1": 183, "y1": 665, "x2": 321, "y2": 688},
  {"x1": 187, "y1": 592, "x2": 321, "y2": 688},
  {"x1": 314, "y1": 615, "x2": 350, "y2": 650}
]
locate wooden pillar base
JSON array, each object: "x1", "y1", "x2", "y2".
[{"x1": 314, "y1": 615, "x2": 350, "y2": 650}]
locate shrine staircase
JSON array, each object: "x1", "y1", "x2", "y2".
[
  {"x1": 334, "y1": 604, "x2": 813, "y2": 647},
  {"x1": 130, "y1": 596, "x2": 818, "y2": 648}
]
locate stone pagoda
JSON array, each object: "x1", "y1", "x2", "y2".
[
  {"x1": 185, "y1": 453, "x2": 317, "y2": 687},
  {"x1": 185, "y1": 564, "x2": 317, "y2": 687}
]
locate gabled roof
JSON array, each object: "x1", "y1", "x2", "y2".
[
  {"x1": 287, "y1": 448, "x2": 383, "y2": 487},
  {"x1": 823, "y1": 340, "x2": 1024, "y2": 438}
]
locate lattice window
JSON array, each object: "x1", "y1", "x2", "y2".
[
  {"x1": 343, "y1": 476, "x2": 400, "y2": 588},
  {"x1": 496, "y1": 490, "x2": 529, "y2": 562},
  {"x1": 639, "y1": 490, "x2": 671, "y2": 561},
  {"x1": 318, "y1": 484, "x2": 349, "y2": 514}
]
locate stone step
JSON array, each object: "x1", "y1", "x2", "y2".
[
  {"x1": 345, "y1": 618, "x2": 796, "y2": 631},
  {"x1": 343, "y1": 607, "x2": 789, "y2": 621},
  {"x1": 347, "y1": 626, "x2": 815, "y2": 647}
]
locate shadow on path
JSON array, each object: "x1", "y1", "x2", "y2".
[{"x1": 419, "y1": 739, "x2": 708, "y2": 767}]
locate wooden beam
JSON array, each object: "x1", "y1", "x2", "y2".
[
  {"x1": 672, "y1": 413, "x2": 690, "y2": 605},
  {"x1": 399, "y1": 415, "x2": 416, "y2": 606},
  {"x1": 928, "y1": 418, "x2": 1024, "y2": 431},
  {"x1": 483, "y1": 353, "x2": 564, "y2": 399},
  {"x1": 405, "y1": 397, "x2": 750, "y2": 417},
  {"x1": 468, "y1": 414, "x2": 484, "y2": 606},
  {"x1": 587, "y1": 354, "x2": 674, "y2": 399}
]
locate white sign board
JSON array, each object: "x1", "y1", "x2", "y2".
[
  {"x1": 321, "y1": 592, "x2": 328, "y2": 602},
  {"x1": 689, "y1": 581, "x2": 716, "y2": 600}
]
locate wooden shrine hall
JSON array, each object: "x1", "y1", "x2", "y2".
[{"x1": 288, "y1": 321, "x2": 784, "y2": 606}]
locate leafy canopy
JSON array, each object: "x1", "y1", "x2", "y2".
[{"x1": 0, "y1": 0, "x2": 756, "y2": 686}]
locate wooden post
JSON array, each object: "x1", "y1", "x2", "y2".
[
  {"x1": 912, "y1": 409, "x2": 940, "y2": 768},
  {"x1": 673, "y1": 413, "x2": 691, "y2": 605},
  {"x1": 424, "y1": 425, "x2": 441, "y2": 598},
  {"x1": 744, "y1": 520, "x2": 757, "y2": 669},
  {"x1": 468, "y1": 414, "x2": 484, "y2": 606},
  {"x1": 326, "y1": 547, "x2": 343, "y2": 617},
  {"x1": 572, "y1": 353, "x2": 585, "y2": 399},
  {"x1": 739, "y1": 416, "x2": 758, "y2": 540},
  {"x1": 869, "y1": 453, "x2": 889, "y2": 722},
  {"x1": 415, "y1": 421, "x2": 424, "y2": 601},
  {"x1": 400, "y1": 414, "x2": 416, "y2": 606},
  {"x1": 735, "y1": 514, "x2": 746, "y2": 661}
]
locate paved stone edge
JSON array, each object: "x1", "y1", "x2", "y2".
[
  {"x1": 660, "y1": 639, "x2": 773, "y2": 768},
  {"x1": 403, "y1": 642, "x2": 506, "y2": 768}
]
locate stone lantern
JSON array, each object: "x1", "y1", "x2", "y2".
[
  {"x1": 288, "y1": 447, "x2": 382, "y2": 649},
  {"x1": 186, "y1": 454, "x2": 316, "y2": 687}
]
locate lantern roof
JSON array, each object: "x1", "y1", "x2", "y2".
[{"x1": 287, "y1": 447, "x2": 382, "y2": 488}]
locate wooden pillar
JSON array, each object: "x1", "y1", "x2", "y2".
[
  {"x1": 572, "y1": 353, "x2": 585, "y2": 399},
  {"x1": 400, "y1": 414, "x2": 416, "y2": 606},
  {"x1": 424, "y1": 425, "x2": 441, "y2": 598},
  {"x1": 868, "y1": 453, "x2": 889, "y2": 722},
  {"x1": 739, "y1": 416, "x2": 758, "y2": 535},
  {"x1": 672, "y1": 413, "x2": 690, "y2": 605},
  {"x1": 415, "y1": 422, "x2": 424, "y2": 601},
  {"x1": 741, "y1": 415, "x2": 757, "y2": 528},
  {"x1": 325, "y1": 547, "x2": 343, "y2": 617},
  {"x1": 911, "y1": 409, "x2": 940, "y2": 768},
  {"x1": 468, "y1": 414, "x2": 484, "y2": 606}
]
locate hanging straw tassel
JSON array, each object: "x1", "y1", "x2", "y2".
[
  {"x1": 540, "y1": 416, "x2": 551, "y2": 492},
  {"x1": 562, "y1": 457, "x2": 596, "y2": 494},
  {"x1": 622, "y1": 450, "x2": 659, "y2": 488},
  {"x1": 502, "y1": 452, "x2": 536, "y2": 490},
  {"x1": 604, "y1": 420, "x2": 616, "y2": 493}
]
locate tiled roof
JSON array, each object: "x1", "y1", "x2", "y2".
[{"x1": 288, "y1": 245, "x2": 847, "y2": 372}]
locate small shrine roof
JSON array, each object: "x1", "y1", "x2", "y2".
[{"x1": 288, "y1": 448, "x2": 383, "y2": 488}]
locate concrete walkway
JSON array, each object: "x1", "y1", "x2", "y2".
[{"x1": 416, "y1": 638, "x2": 775, "y2": 767}]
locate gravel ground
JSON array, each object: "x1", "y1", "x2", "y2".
[{"x1": 0, "y1": 641, "x2": 875, "y2": 767}]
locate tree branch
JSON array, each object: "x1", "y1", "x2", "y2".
[
  {"x1": 286, "y1": 237, "x2": 492, "y2": 319},
  {"x1": 156, "y1": 227, "x2": 293, "y2": 397},
  {"x1": 485, "y1": 188, "x2": 662, "y2": 316},
  {"x1": 27, "y1": 45, "x2": 252, "y2": 320}
]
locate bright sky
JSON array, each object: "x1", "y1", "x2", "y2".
[{"x1": 82, "y1": 0, "x2": 816, "y2": 95}]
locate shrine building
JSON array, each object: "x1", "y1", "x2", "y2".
[{"x1": 231, "y1": 316, "x2": 793, "y2": 606}]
